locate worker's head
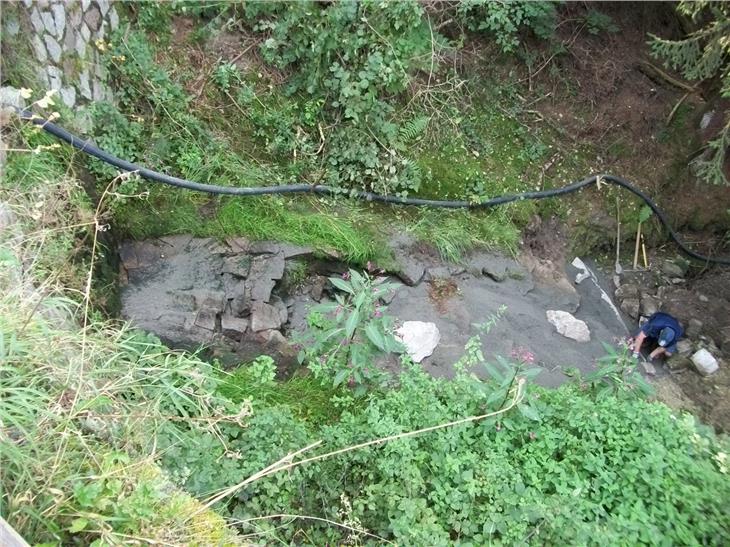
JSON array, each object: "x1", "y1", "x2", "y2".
[{"x1": 658, "y1": 327, "x2": 676, "y2": 347}]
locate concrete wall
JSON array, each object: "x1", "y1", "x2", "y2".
[{"x1": 1, "y1": 0, "x2": 120, "y2": 112}]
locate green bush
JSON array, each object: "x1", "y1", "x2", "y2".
[{"x1": 162, "y1": 355, "x2": 730, "y2": 545}]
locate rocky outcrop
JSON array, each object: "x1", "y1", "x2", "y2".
[{"x1": 119, "y1": 237, "x2": 322, "y2": 368}]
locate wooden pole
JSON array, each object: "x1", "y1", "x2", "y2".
[
  {"x1": 641, "y1": 233, "x2": 649, "y2": 269},
  {"x1": 0, "y1": 516, "x2": 30, "y2": 547},
  {"x1": 633, "y1": 221, "x2": 642, "y2": 270}
]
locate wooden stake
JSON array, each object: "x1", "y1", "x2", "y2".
[
  {"x1": 633, "y1": 221, "x2": 642, "y2": 270},
  {"x1": 641, "y1": 233, "x2": 649, "y2": 269},
  {"x1": 615, "y1": 197, "x2": 622, "y2": 274}
]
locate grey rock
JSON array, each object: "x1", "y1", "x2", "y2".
[
  {"x1": 546, "y1": 310, "x2": 591, "y2": 342},
  {"x1": 193, "y1": 290, "x2": 226, "y2": 311},
  {"x1": 70, "y1": 6, "x2": 83, "y2": 27},
  {"x1": 84, "y1": 6, "x2": 101, "y2": 31},
  {"x1": 96, "y1": 22, "x2": 105, "y2": 41},
  {"x1": 41, "y1": 10, "x2": 57, "y2": 35},
  {"x1": 194, "y1": 309, "x2": 217, "y2": 331},
  {"x1": 47, "y1": 65, "x2": 63, "y2": 90},
  {"x1": 4, "y1": 17, "x2": 20, "y2": 36},
  {"x1": 615, "y1": 283, "x2": 640, "y2": 300},
  {"x1": 691, "y1": 348, "x2": 719, "y2": 376},
  {"x1": 109, "y1": 7, "x2": 119, "y2": 30},
  {"x1": 221, "y1": 315, "x2": 248, "y2": 340},
  {"x1": 98, "y1": 0, "x2": 110, "y2": 16},
  {"x1": 250, "y1": 301, "x2": 282, "y2": 332},
  {"x1": 23, "y1": 0, "x2": 34, "y2": 8},
  {"x1": 230, "y1": 290, "x2": 251, "y2": 317},
  {"x1": 80, "y1": 22, "x2": 91, "y2": 42},
  {"x1": 396, "y1": 260, "x2": 425, "y2": 287},
  {"x1": 221, "y1": 255, "x2": 251, "y2": 278},
  {"x1": 675, "y1": 339, "x2": 693, "y2": 357},
  {"x1": 167, "y1": 290, "x2": 196, "y2": 311},
  {"x1": 661, "y1": 259, "x2": 685, "y2": 278},
  {"x1": 75, "y1": 31, "x2": 87, "y2": 58},
  {"x1": 0, "y1": 202, "x2": 17, "y2": 234},
  {"x1": 271, "y1": 296, "x2": 289, "y2": 325},
  {"x1": 78, "y1": 69, "x2": 92, "y2": 99},
  {"x1": 82, "y1": 0, "x2": 91, "y2": 10},
  {"x1": 0, "y1": 87, "x2": 25, "y2": 110},
  {"x1": 30, "y1": 8, "x2": 45, "y2": 33},
  {"x1": 425, "y1": 267, "x2": 451, "y2": 281},
  {"x1": 60, "y1": 86, "x2": 76, "y2": 108},
  {"x1": 51, "y1": 3, "x2": 65, "y2": 39},
  {"x1": 670, "y1": 277, "x2": 685, "y2": 285},
  {"x1": 64, "y1": 24, "x2": 76, "y2": 52},
  {"x1": 44, "y1": 34, "x2": 63, "y2": 63},
  {"x1": 698, "y1": 294, "x2": 709, "y2": 303},
  {"x1": 686, "y1": 318, "x2": 703, "y2": 339},
  {"x1": 310, "y1": 275, "x2": 327, "y2": 301},
  {"x1": 620, "y1": 298, "x2": 640, "y2": 320},
  {"x1": 639, "y1": 294, "x2": 660, "y2": 318},
  {"x1": 641, "y1": 361, "x2": 656, "y2": 375},
  {"x1": 396, "y1": 321, "x2": 440, "y2": 363},
  {"x1": 92, "y1": 79, "x2": 105, "y2": 101},
  {"x1": 666, "y1": 354, "x2": 691, "y2": 372}
]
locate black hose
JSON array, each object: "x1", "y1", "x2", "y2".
[{"x1": 20, "y1": 110, "x2": 730, "y2": 265}]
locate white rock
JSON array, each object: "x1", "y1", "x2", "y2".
[
  {"x1": 41, "y1": 10, "x2": 56, "y2": 35},
  {"x1": 82, "y1": 0, "x2": 91, "y2": 11},
  {"x1": 396, "y1": 321, "x2": 440, "y2": 363},
  {"x1": 75, "y1": 30, "x2": 87, "y2": 57},
  {"x1": 60, "y1": 86, "x2": 76, "y2": 108},
  {"x1": 5, "y1": 17, "x2": 20, "y2": 36},
  {"x1": 80, "y1": 22, "x2": 91, "y2": 42},
  {"x1": 78, "y1": 69, "x2": 92, "y2": 99},
  {"x1": 0, "y1": 86, "x2": 26, "y2": 110},
  {"x1": 546, "y1": 310, "x2": 591, "y2": 343},
  {"x1": 30, "y1": 8, "x2": 45, "y2": 33},
  {"x1": 44, "y1": 34, "x2": 62, "y2": 63},
  {"x1": 47, "y1": 66, "x2": 63, "y2": 90},
  {"x1": 51, "y1": 3, "x2": 65, "y2": 39},
  {"x1": 109, "y1": 6, "x2": 119, "y2": 30},
  {"x1": 691, "y1": 349, "x2": 719, "y2": 376}
]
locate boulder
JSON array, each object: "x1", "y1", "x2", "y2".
[
  {"x1": 620, "y1": 298, "x2": 640, "y2": 320},
  {"x1": 615, "y1": 283, "x2": 640, "y2": 300},
  {"x1": 675, "y1": 339, "x2": 693, "y2": 357},
  {"x1": 661, "y1": 260, "x2": 685, "y2": 278},
  {"x1": 396, "y1": 321, "x2": 440, "y2": 363},
  {"x1": 686, "y1": 318, "x2": 703, "y2": 339},
  {"x1": 546, "y1": 310, "x2": 591, "y2": 343},
  {"x1": 639, "y1": 294, "x2": 660, "y2": 317},
  {"x1": 309, "y1": 275, "x2": 327, "y2": 301},
  {"x1": 221, "y1": 315, "x2": 248, "y2": 340},
  {"x1": 691, "y1": 349, "x2": 719, "y2": 376},
  {"x1": 250, "y1": 301, "x2": 282, "y2": 332}
]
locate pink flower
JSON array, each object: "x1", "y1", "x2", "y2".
[
  {"x1": 366, "y1": 261, "x2": 374, "y2": 272},
  {"x1": 341, "y1": 272, "x2": 350, "y2": 280},
  {"x1": 374, "y1": 310, "x2": 383, "y2": 318}
]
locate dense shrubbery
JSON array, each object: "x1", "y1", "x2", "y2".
[{"x1": 164, "y1": 355, "x2": 730, "y2": 545}]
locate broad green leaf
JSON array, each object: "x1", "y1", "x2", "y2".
[
  {"x1": 330, "y1": 277, "x2": 354, "y2": 294},
  {"x1": 345, "y1": 309, "x2": 360, "y2": 338},
  {"x1": 519, "y1": 404, "x2": 541, "y2": 421},
  {"x1": 638, "y1": 205, "x2": 652, "y2": 223},
  {"x1": 365, "y1": 322, "x2": 387, "y2": 351},
  {"x1": 333, "y1": 368, "x2": 350, "y2": 387},
  {"x1": 68, "y1": 518, "x2": 89, "y2": 533}
]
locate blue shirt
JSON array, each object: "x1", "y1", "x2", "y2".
[{"x1": 641, "y1": 312, "x2": 683, "y2": 354}]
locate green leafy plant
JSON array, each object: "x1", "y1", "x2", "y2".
[
  {"x1": 650, "y1": 1, "x2": 730, "y2": 185},
  {"x1": 568, "y1": 341, "x2": 654, "y2": 399},
  {"x1": 296, "y1": 268, "x2": 403, "y2": 393},
  {"x1": 457, "y1": 0, "x2": 558, "y2": 52},
  {"x1": 583, "y1": 9, "x2": 619, "y2": 35}
]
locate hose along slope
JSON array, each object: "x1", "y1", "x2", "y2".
[{"x1": 21, "y1": 111, "x2": 730, "y2": 265}]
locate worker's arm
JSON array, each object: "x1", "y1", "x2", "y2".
[
  {"x1": 630, "y1": 331, "x2": 647, "y2": 357},
  {"x1": 649, "y1": 347, "x2": 671, "y2": 360}
]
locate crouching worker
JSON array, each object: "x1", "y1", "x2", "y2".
[{"x1": 629, "y1": 311, "x2": 683, "y2": 361}]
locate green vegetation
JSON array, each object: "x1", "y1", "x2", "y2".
[
  {"x1": 650, "y1": 0, "x2": 730, "y2": 185},
  {"x1": 4, "y1": 2, "x2": 730, "y2": 544},
  {"x1": 296, "y1": 269, "x2": 404, "y2": 394}
]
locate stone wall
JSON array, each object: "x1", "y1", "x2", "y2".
[{"x1": 1, "y1": 0, "x2": 120, "y2": 112}]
